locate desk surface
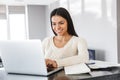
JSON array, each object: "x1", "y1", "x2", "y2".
[{"x1": 0, "y1": 67, "x2": 120, "y2": 80}]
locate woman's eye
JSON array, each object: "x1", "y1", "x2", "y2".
[
  {"x1": 60, "y1": 22, "x2": 64, "y2": 24},
  {"x1": 52, "y1": 23, "x2": 56, "y2": 26}
]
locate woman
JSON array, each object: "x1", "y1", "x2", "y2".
[{"x1": 42, "y1": 7, "x2": 89, "y2": 68}]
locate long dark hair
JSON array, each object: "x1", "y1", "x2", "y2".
[{"x1": 50, "y1": 7, "x2": 78, "y2": 37}]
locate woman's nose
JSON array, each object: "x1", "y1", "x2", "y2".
[{"x1": 56, "y1": 24, "x2": 61, "y2": 29}]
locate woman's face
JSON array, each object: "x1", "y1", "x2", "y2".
[{"x1": 51, "y1": 15, "x2": 68, "y2": 36}]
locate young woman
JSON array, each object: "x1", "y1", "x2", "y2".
[{"x1": 42, "y1": 7, "x2": 89, "y2": 68}]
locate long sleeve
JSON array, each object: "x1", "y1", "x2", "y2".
[
  {"x1": 42, "y1": 36, "x2": 89, "y2": 67},
  {"x1": 55, "y1": 38, "x2": 89, "y2": 67},
  {"x1": 41, "y1": 37, "x2": 49, "y2": 54}
]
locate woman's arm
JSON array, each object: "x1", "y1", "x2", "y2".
[{"x1": 55, "y1": 38, "x2": 89, "y2": 67}]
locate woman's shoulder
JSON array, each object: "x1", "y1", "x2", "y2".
[
  {"x1": 42, "y1": 36, "x2": 53, "y2": 43},
  {"x1": 42, "y1": 36, "x2": 54, "y2": 47},
  {"x1": 72, "y1": 36, "x2": 88, "y2": 46},
  {"x1": 72, "y1": 36, "x2": 86, "y2": 42}
]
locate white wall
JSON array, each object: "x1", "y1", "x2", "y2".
[
  {"x1": 46, "y1": 0, "x2": 118, "y2": 63},
  {"x1": 27, "y1": 5, "x2": 46, "y2": 40},
  {"x1": 117, "y1": 0, "x2": 120, "y2": 63},
  {"x1": 45, "y1": 1, "x2": 60, "y2": 37},
  {"x1": 72, "y1": 0, "x2": 117, "y2": 62}
]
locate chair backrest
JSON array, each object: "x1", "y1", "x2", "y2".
[
  {"x1": 88, "y1": 49, "x2": 95, "y2": 60},
  {"x1": 0, "y1": 57, "x2": 2, "y2": 62}
]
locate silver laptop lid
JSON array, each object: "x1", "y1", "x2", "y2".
[{"x1": 0, "y1": 40, "x2": 48, "y2": 75}]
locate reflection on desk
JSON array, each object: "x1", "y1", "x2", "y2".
[
  {"x1": 7, "y1": 74, "x2": 48, "y2": 80},
  {"x1": 0, "y1": 66, "x2": 120, "y2": 80}
]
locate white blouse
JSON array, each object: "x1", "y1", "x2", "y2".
[{"x1": 42, "y1": 36, "x2": 89, "y2": 67}]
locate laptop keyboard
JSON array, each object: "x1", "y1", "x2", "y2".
[
  {"x1": 0, "y1": 63, "x2": 3, "y2": 68},
  {"x1": 47, "y1": 67, "x2": 56, "y2": 72}
]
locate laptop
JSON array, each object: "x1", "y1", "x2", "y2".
[{"x1": 0, "y1": 40, "x2": 63, "y2": 76}]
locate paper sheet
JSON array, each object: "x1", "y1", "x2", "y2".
[{"x1": 64, "y1": 63, "x2": 91, "y2": 74}]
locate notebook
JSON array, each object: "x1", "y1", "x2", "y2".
[
  {"x1": 64, "y1": 63, "x2": 91, "y2": 75},
  {"x1": 0, "y1": 40, "x2": 63, "y2": 76},
  {"x1": 88, "y1": 60, "x2": 120, "y2": 70}
]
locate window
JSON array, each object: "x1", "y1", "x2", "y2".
[
  {"x1": 69, "y1": 0, "x2": 82, "y2": 15},
  {"x1": 0, "y1": 5, "x2": 7, "y2": 40},
  {"x1": 85, "y1": 0, "x2": 101, "y2": 18},
  {"x1": 0, "y1": 5, "x2": 28, "y2": 40},
  {"x1": 8, "y1": 6, "x2": 27, "y2": 40},
  {"x1": 59, "y1": 0, "x2": 68, "y2": 9},
  {"x1": 9, "y1": 14, "x2": 26, "y2": 40},
  {"x1": 0, "y1": 19, "x2": 7, "y2": 40}
]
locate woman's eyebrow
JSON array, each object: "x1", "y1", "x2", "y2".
[
  {"x1": 59, "y1": 20, "x2": 65, "y2": 23},
  {"x1": 52, "y1": 20, "x2": 64, "y2": 23}
]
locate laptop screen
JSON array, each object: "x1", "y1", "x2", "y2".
[{"x1": 0, "y1": 40, "x2": 48, "y2": 75}]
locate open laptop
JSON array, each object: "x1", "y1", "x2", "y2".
[{"x1": 0, "y1": 40, "x2": 63, "y2": 76}]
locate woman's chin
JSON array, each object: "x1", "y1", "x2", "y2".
[
  {"x1": 57, "y1": 34, "x2": 63, "y2": 36},
  {"x1": 56, "y1": 33, "x2": 63, "y2": 36}
]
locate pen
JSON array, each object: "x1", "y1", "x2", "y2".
[{"x1": 86, "y1": 62, "x2": 95, "y2": 65}]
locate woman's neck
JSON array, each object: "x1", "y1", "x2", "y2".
[
  {"x1": 55, "y1": 34, "x2": 72, "y2": 42},
  {"x1": 53, "y1": 34, "x2": 73, "y2": 48}
]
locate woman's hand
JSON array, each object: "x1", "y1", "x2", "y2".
[
  {"x1": 52, "y1": 60, "x2": 57, "y2": 68},
  {"x1": 45, "y1": 59, "x2": 57, "y2": 68}
]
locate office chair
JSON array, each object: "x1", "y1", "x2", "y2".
[
  {"x1": 0, "y1": 57, "x2": 2, "y2": 62},
  {"x1": 88, "y1": 49, "x2": 95, "y2": 60}
]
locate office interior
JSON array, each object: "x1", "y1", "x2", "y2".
[{"x1": 0, "y1": 0, "x2": 120, "y2": 64}]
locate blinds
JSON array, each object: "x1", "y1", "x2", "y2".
[
  {"x1": 8, "y1": 6, "x2": 25, "y2": 14},
  {"x1": 0, "y1": 5, "x2": 6, "y2": 19}
]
